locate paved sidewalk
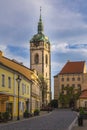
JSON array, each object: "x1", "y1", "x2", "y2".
[
  {"x1": 72, "y1": 120, "x2": 87, "y2": 130},
  {"x1": 0, "y1": 111, "x2": 49, "y2": 126}
]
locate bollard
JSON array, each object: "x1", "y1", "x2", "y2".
[{"x1": 78, "y1": 115, "x2": 83, "y2": 126}]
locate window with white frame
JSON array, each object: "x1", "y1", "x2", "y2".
[
  {"x1": 85, "y1": 101, "x2": 87, "y2": 108},
  {"x1": 22, "y1": 83, "x2": 25, "y2": 95},
  {"x1": 19, "y1": 102, "x2": 21, "y2": 111},
  {"x1": 19, "y1": 102, "x2": 24, "y2": 112},
  {"x1": 8, "y1": 77, "x2": 11, "y2": 88},
  {"x1": 22, "y1": 102, "x2": 24, "y2": 112},
  {"x1": 2, "y1": 74, "x2": 5, "y2": 87},
  {"x1": 25, "y1": 85, "x2": 26, "y2": 94},
  {"x1": 27, "y1": 86, "x2": 29, "y2": 94}
]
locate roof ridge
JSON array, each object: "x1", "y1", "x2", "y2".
[{"x1": 59, "y1": 60, "x2": 85, "y2": 75}]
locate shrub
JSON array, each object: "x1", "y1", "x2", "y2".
[
  {"x1": 0, "y1": 112, "x2": 2, "y2": 122},
  {"x1": 79, "y1": 107, "x2": 84, "y2": 115},
  {"x1": 2, "y1": 111, "x2": 9, "y2": 122},
  {"x1": 23, "y1": 110, "x2": 32, "y2": 118},
  {"x1": 34, "y1": 109, "x2": 40, "y2": 116},
  {"x1": 23, "y1": 110, "x2": 29, "y2": 118}
]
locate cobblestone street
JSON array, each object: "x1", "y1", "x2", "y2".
[{"x1": 0, "y1": 109, "x2": 77, "y2": 130}]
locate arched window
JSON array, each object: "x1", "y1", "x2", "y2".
[
  {"x1": 34, "y1": 54, "x2": 39, "y2": 64},
  {"x1": 45, "y1": 54, "x2": 48, "y2": 64}
]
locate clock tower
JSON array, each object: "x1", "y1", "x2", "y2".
[{"x1": 30, "y1": 8, "x2": 51, "y2": 106}]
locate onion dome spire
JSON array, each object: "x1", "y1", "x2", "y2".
[{"x1": 38, "y1": 7, "x2": 44, "y2": 34}]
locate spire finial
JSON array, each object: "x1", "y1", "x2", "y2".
[
  {"x1": 40, "y1": 6, "x2": 42, "y2": 20},
  {"x1": 38, "y1": 6, "x2": 44, "y2": 34},
  {"x1": 40, "y1": 6, "x2": 41, "y2": 14}
]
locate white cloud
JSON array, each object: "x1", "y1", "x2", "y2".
[
  {"x1": 5, "y1": 48, "x2": 30, "y2": 68},
  {"x1": 51, "y1": 42, "x2": 69, "y2": 53},
  {"x1": 0, "y1": 45, "x2": 7, "y2": 52}
]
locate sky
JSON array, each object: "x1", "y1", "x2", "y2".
[{"x1": 0, "y1": 0, "x2": 87, "y2": 98}]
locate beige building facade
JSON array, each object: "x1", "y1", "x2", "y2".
[{"x1": 54, "y1": 61, "x2": 87, "y2": 107}]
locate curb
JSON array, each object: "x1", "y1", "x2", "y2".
[
  {"x1": 68, "y1": 116, "x2": 78, "y2": 130},
  {"x1": 0, "y1": 111, "x2": 52, "y2": 126}
]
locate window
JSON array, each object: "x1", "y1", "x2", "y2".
[
  {"x1": 19, "y1": 102, "x2": 21, "y2": 111},
  {"x1": 67, "y1": 84, "x2": 69, "y2": 87},
  {"x1": 72, "y1": 77, "x2": 75, "y2": 81},
  {"x1": 25, "y1": 85, "x2": 26, "y2": 94},
  {"x1": 19, "y1": 102, "x2": 24, "y2": 112},
  {"x1": 27, "y1": 86, "x2": 29, "y2": 94},
  {"x1": 77, "y1": 77, "x2": 80, "y2": 81},
  {"x1": 6, "y1": 103, "x2": 9, "y2": 111},
  {"x1": 77, "y1": 84, "x2": 81, "y2": 90},
  {"x1": 61, "y1": 78, "x2": 64, "y2": 81},
  {"x1": 34, "y1": 54, "x2": 39, "y2": 64},
  {"x1": 85, "y1": 101, "x2": 87, "y2": 108},
  {"x1": 72, "y1": 84, "x2": 75, "y2": 88},
  {"x1": 22, "y1": 84, "x2": 27, "y2": 94},
  {"x1": 22, "y1": 102, "x2": 24, "y2": 112},
  {"x1": 67, "y1": 77, "x2": 69, "y2": 81},
  {"x1": 45, "y1": 54, "x2": 48, "y2": 64},
  {"x1": 61, "y1": 84, "x2": 64, "y2": 91},
  {"x1": 46, "y1": 72, "x2": 47, "y2": 77},
  {"x1": 2, "y1": 74, "x2": 5, "y2": 87},
  {"x1": 22, "y1": 83, "x2": 25, "y2": 95},
  {"x1": 8, "y1": 77, "x2": 11, "y2": 88}
]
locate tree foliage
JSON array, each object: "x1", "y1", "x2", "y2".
[
  {"x1": 48, "y1": 99, "x2": 58, "y2": 108},
  {"x1": 39, "y1": 74, "x2": 47, "y2": 106},
  {"x1": 59, "y1": 86, "x2": 81, "y2": 108}
]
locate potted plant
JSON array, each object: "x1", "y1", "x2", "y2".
[
  {"x1": 23, "y1": 110, "x2": 32, "y2": 118},
  {"x1": 79, "y1": 107, "x2": 87, "y2": 119},
  {"x1": 79, "y1": 107, "x2": 84, "y2": 115},
  {"x1": 23, "y1": 110, "x2": 29, "y2": 118},
  {"x1": 0, "y1": 112, "x2": 2, "y2": 122},
  {"x1": 2, "y1": 111, "x2": 9, "y2": 122},
  {"x1": 34, "y1": 109, "x2": 40, "y2": 116}
]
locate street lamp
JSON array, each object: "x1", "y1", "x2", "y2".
[{"x1": 16, "y1": 75, "x2": 21, "y2": 120}]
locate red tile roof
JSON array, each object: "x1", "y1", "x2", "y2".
[
  {"x1": 0, "y1": 51, "x2": 38, "y2": 81},
  {"x1": 80, "y1": 90, "x2": 87, "y2": 99},
  {"x1": 59, "y1": 61, "x2": 85, "y2": 74}
]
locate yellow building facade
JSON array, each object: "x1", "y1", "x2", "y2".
[{"x1": 0, "y1": 51, "x2": 41, "y2": 119}]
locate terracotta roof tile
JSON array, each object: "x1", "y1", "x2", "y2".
[
  {"x1": 59, "y1": 61, "x2": 85, "y2": 74},
  {"x1": 80, "y1": 90, "x2": 87, "y2": 99},
  {"x1": 0, "y1": 51, "x2": 36, "y2": 81}
]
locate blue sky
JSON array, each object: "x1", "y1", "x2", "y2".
[{"x1": 0, "y1": 0, "x2": 87, "y2": 98}]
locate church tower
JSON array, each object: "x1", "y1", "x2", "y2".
[{"x1": 30, "y1": 8, "x2": 51, "y2": 105}]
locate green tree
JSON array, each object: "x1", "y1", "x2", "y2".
[
  {"x1": 39, "y1": 74, "x2": 47, "y2": 107},
  {"x1": 48, "y1": 99, "x2": 58, "y2": 108},
  {"x1": 59, "y1": 86, "x2": 81, "y2": 108}
]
